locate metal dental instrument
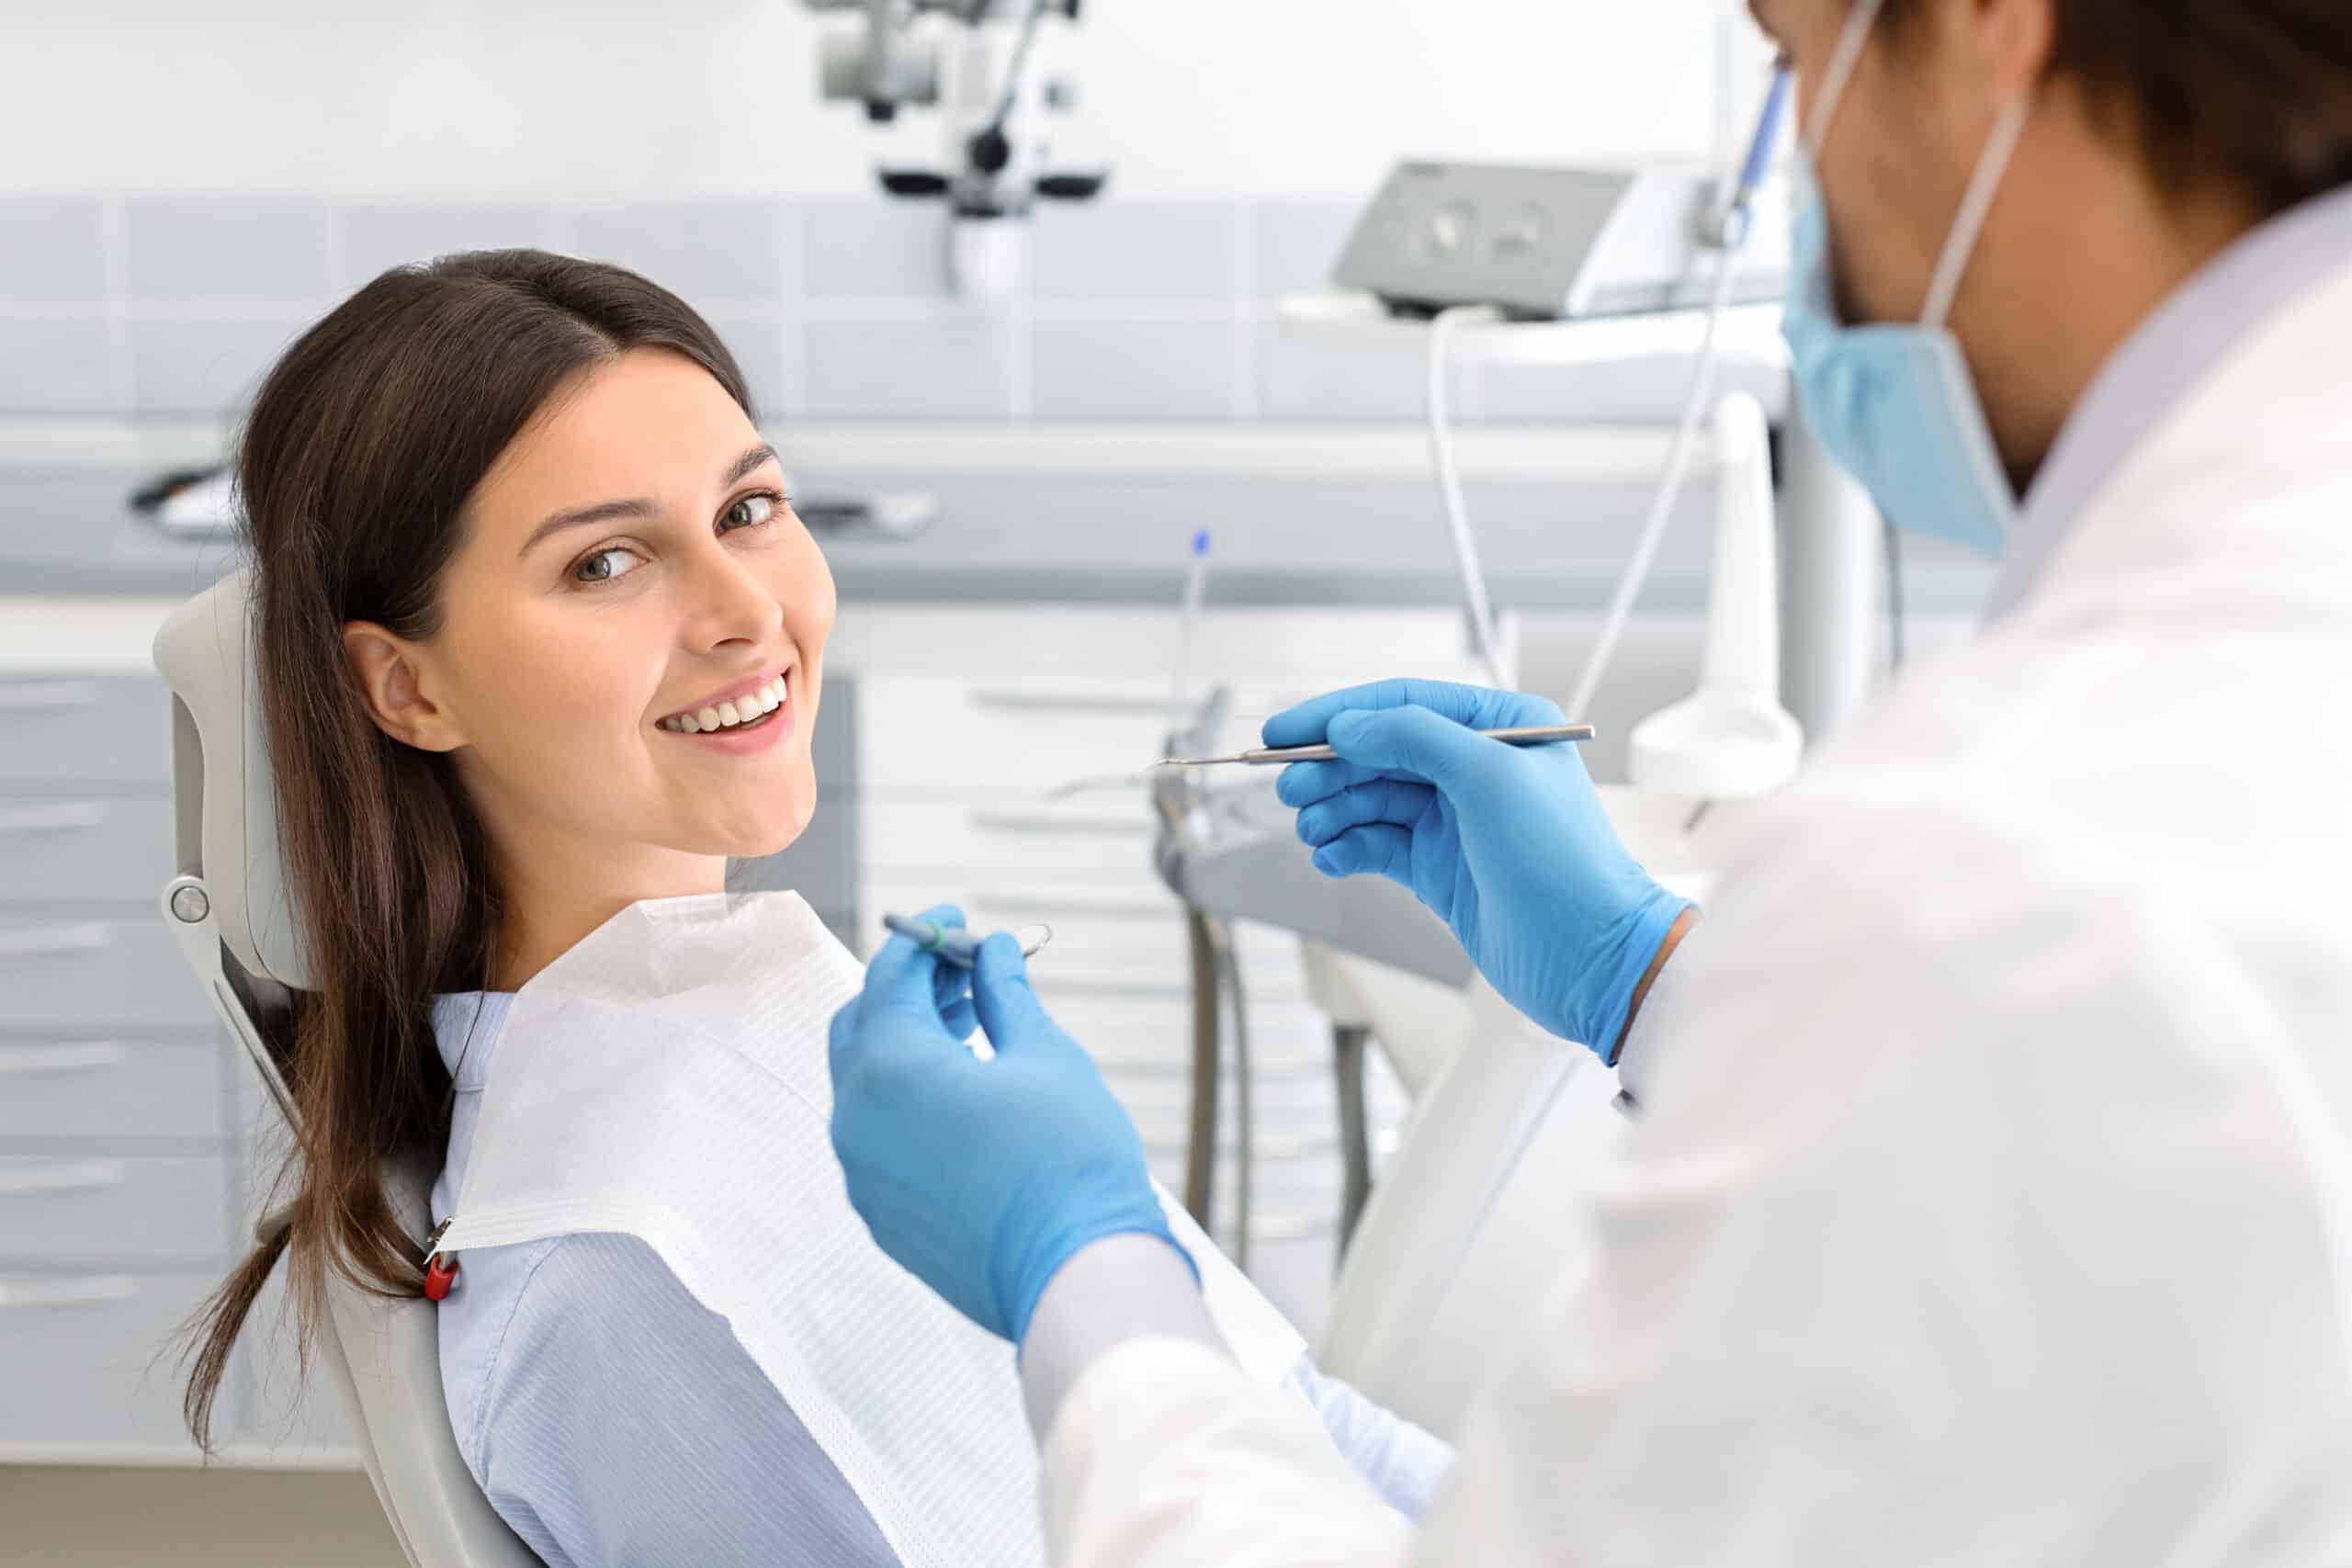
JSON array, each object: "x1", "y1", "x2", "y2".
[
  {"x1": 1155, "y1": 722, "x2": 1598, "y2": 771},
  {"x1": 883, "y1": 914, "x2": 1054, "y2": 969}
]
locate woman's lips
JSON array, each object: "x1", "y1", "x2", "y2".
[
  {"x1": 659, "y1": 669, "x2": 790, "y2": 734},
  {"x1": 662, "y1": 670, "x2": 797, "y2": 754}
]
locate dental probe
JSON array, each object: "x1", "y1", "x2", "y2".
[
  {"x1": 883, "y1": 914, "x2": 1054, "y2": 969},
  {"x1": 1155, "y1": 722, "x2": 1598, "y2": 770}
]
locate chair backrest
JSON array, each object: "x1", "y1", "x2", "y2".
[
  {"x1": 317, "y1": 1159, "x2": 545, "y2": 1568},
  {"x1": 1314, "y1": 978, "x2": 1633, "y2": 1438},
  {"x1": 153, "y1": 569, "x2": 312, "y2": 989},
  {"x1": 153, "y1": 569, "x2": 539, "y2": 1568},
  {"x1": 1317, "y1": 850, "x2": 1724, "y2": 1439}
]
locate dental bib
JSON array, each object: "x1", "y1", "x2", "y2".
[{"x1": 434, "y1": 892, "x2": 1304, "y2": 1568}]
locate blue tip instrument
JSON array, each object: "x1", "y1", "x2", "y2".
[{"x1": 883, "y1": 914, "x2": 1055, "y2": 969}]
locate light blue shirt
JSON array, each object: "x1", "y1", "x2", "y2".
[{"x1": 427, "y1": 991, "x2": 1452, "y2": 1568}]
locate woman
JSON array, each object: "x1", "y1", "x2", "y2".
[{"x1": 179, "y1": 250, "x2": 1444, "y2": 1565}]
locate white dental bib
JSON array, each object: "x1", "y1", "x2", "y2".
[{"x1": 434, "y1": 892, "x2": 1303, "y2": 1568}]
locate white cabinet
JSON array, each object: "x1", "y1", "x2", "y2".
[{"x1": 0, "y1": 647, "x2": 354, "y2": 1468}]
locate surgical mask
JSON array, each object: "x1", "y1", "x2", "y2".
[{"x1": 1782, "y1": 0, "x2": 2030, "y2": 558}]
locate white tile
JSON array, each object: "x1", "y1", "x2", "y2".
[
  {"x1": 1032, "y1": 201, "x2": 1239, "y2": 301},
  {"x1": 130, "y1": 313, "x2": 309, "y2": 415},
  {"x1": 571, "y1": 200, "x2": 791, "y2": 305},
  {"x1": 802, "y1": 313, "x2": 1016, "y2": 419},
  {"x1": 801, "y1": 202, "x2": 957, "y2": 300},
  {"x1": 335, "y1": 202, "x2": 563, "y2": 288},
  {"x1": 125, "y1": 196, "x2": 332, "y2": 299},
  {"x1": 0, "y1": 197, "x2": 108, "y2": 296},
  {"x1": 1029, "y1": 318, "x2": 1239, "y2": 421},
  {"x1": 0, "y1": 315, "x2": 117, "y2": 413}
]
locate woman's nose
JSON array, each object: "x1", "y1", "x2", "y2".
[{"x1": 678, "y1": 542, "x2": 785, "y2": 651}]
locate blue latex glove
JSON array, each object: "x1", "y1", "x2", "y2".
[
  {"x1": 828, "y1": 904, "x2": 1196, "y2": 1345},
  {"x1": 1266, "y1": 680, "x2": 1693, "y2": 1060}
]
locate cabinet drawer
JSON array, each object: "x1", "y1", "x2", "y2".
[
  {"x1": 0, "y1": 676, "x2": 173, "y2": 785},
  {"x1": 0, "y1": 1271, "x2": 220, "y2": 1452},
  {"x1": 0, "y1": 917, "x2": 212, "y2": 1031},
  {"x1": 0, "y1": 1154, "x2": 234, "y2": 1263},
  {"x1": 1115, "y1": 1060, "x2": 1337, "y2": 1126},
  {"x1": 1038, "y1": 994, "x2": 1335, "y2": 1077},
  {"x1": 857, "y1": 678, "x2": 1311, "y2": 795},
  {"x1": 0, "y1": 1037, "x2": 229, "y2": 1142},
  {"x1": 860, "y1": 799, "x2": 1159, "y2": 884},
  {"x1": 0, "y1": 795, "x2": 175, "y2": 904},
  {"x1": 861, "y1": 881, "x2": 1307, "y2": 988}
]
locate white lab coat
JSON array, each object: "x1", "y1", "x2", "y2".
[{"x1": 1032, "y1": 255, "x2": 2352, "y2": 1563}]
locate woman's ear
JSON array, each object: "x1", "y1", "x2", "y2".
[{"x1": 342, "y1": 622, "x2": 466, "y2": 753}]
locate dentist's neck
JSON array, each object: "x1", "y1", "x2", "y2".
[{"x1": 1958, "y1": 81, "x2": 2261, "y2": 489}]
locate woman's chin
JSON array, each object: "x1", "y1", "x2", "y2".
[{"x1": 707, "y1": 792, "x2": 819, "y2": 863}]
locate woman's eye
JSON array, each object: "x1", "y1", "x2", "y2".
[
  {"x1": 573, "y1": 546, "x2": 643, "y2": 585},
  {"x1": 722, "y1": 492, "x2": 778, "y2": 532}
]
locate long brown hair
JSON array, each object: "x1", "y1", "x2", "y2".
[{"x1": 181, "y1": 249, "x2": 754, "y2": 1449}]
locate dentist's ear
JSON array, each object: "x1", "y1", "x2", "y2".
[
  {"x1": 1937, "y1": 0, "x2": 2056, "y2": 103},
  {"x1": 342, "y1": 622, "x2": 468, "y2": 753}
]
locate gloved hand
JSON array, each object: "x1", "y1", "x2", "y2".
[
  {"x1": 828, "y1": 905, "x2": 1196, "y2": 1345},
  {"x1": 1266, "y1": 680, "x2": 1693, "y2": 1059}
]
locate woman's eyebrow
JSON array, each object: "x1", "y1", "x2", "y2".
[{"x1": 520, "y1": 443, "x2": 781, "y2": 557}]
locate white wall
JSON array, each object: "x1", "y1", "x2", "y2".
[{"x1": 6, "y1": 1, "x2": 1770, "y2": 199}]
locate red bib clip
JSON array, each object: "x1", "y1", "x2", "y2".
[{"x1": 422, "y1": 1218, "x2": 459, "y2": 1301}]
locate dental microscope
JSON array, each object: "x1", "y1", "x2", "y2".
[{"x1": 800, "y1": 0, "x2": 1109, "y2": 299}]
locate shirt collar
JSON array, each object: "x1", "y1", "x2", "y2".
[
  {"x1": 432, "y1": 991, "x2": 514, "y2": 1090},
  {"x1": 1987, "y1": 183, "x2": 2352, "y2": 620}
]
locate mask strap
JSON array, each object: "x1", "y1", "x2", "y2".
[
  {"x1": 1803, "y1": 0, "x2": 1890, "y2": 156},
  {"x1": 1920, "y1": 97, "x2": 2031, "y2": 329}
]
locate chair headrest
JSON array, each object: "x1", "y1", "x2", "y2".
[{"x1": 153, "y1": 569, "x2": 314, "y2": 989}]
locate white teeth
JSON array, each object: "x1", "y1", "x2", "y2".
[{"x1": 665, "y1": 674, "x2": 789, "y2": 734}]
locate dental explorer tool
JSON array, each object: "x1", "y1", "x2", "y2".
[
  {"x1": 883, "y1": 914, "x2": 1054, "y2": 969},
  {"x1": 1154, "y1": 722, "x2": 1597, "y2": 771}
]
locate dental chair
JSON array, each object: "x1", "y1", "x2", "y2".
[
  {"x1": 1310, "y1": 801, "x2": 1731, "y2": 1440},
  {"x1": 153, "y1": 570, "x2": 541, "y2": 1568}
]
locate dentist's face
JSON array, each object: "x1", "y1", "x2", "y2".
[
  {"x1": 1754, "y1": 0, "x2": 1993, "y2": 328},
  {"x1": 396, "y1": 347, "x2": 835, "y2": 875}
]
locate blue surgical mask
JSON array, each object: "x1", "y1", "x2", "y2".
[{"x1": 1781, "y1": 0, "x2": 2031, "y2": 558}]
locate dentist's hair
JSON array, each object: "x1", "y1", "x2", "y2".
[
  {"x1": 180, "y1": 250, "x2": 753, "y2": 1450},
  {"x1": 1882, "y1": 0, "x2": 2352, "y2": 219}
]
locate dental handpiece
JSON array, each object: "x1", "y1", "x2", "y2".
[{"x1": 882, "y1": 914, "x2": 1054, "y2": 970}]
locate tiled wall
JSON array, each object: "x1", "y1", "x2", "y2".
[{"x1": 0, "y1": 192, "x2": 1701, "y2": 425}]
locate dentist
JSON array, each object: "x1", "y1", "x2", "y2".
[{"x1": 831, "y1": 0, "x2": 2352, "y2": 1560}]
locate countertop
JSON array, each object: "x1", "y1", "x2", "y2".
[{"x1": 0, "y1": 420, "x2": 1994, "y2": 614}]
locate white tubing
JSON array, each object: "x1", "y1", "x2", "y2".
[
  {"x1": 1426, "y1": 305, "x2": 1510, "y2": 687},
  {"x1": 1566, "y1": 244, "x2": 1742, "y2": 722}
]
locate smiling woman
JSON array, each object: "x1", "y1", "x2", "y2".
[
  {"x1": 180, "y1": 251, "x2": 852, "y2": 1544},
  {"x1": 184, "y1": 252, "x2": 826, "y2": 1457},
  {"x1": 178, "y1": 249, "x2": 1436, "y2": 1568}
]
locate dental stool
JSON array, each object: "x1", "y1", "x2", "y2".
[{"x1": 154, "y1": 570, "x2": 540, "y2": 1568}]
